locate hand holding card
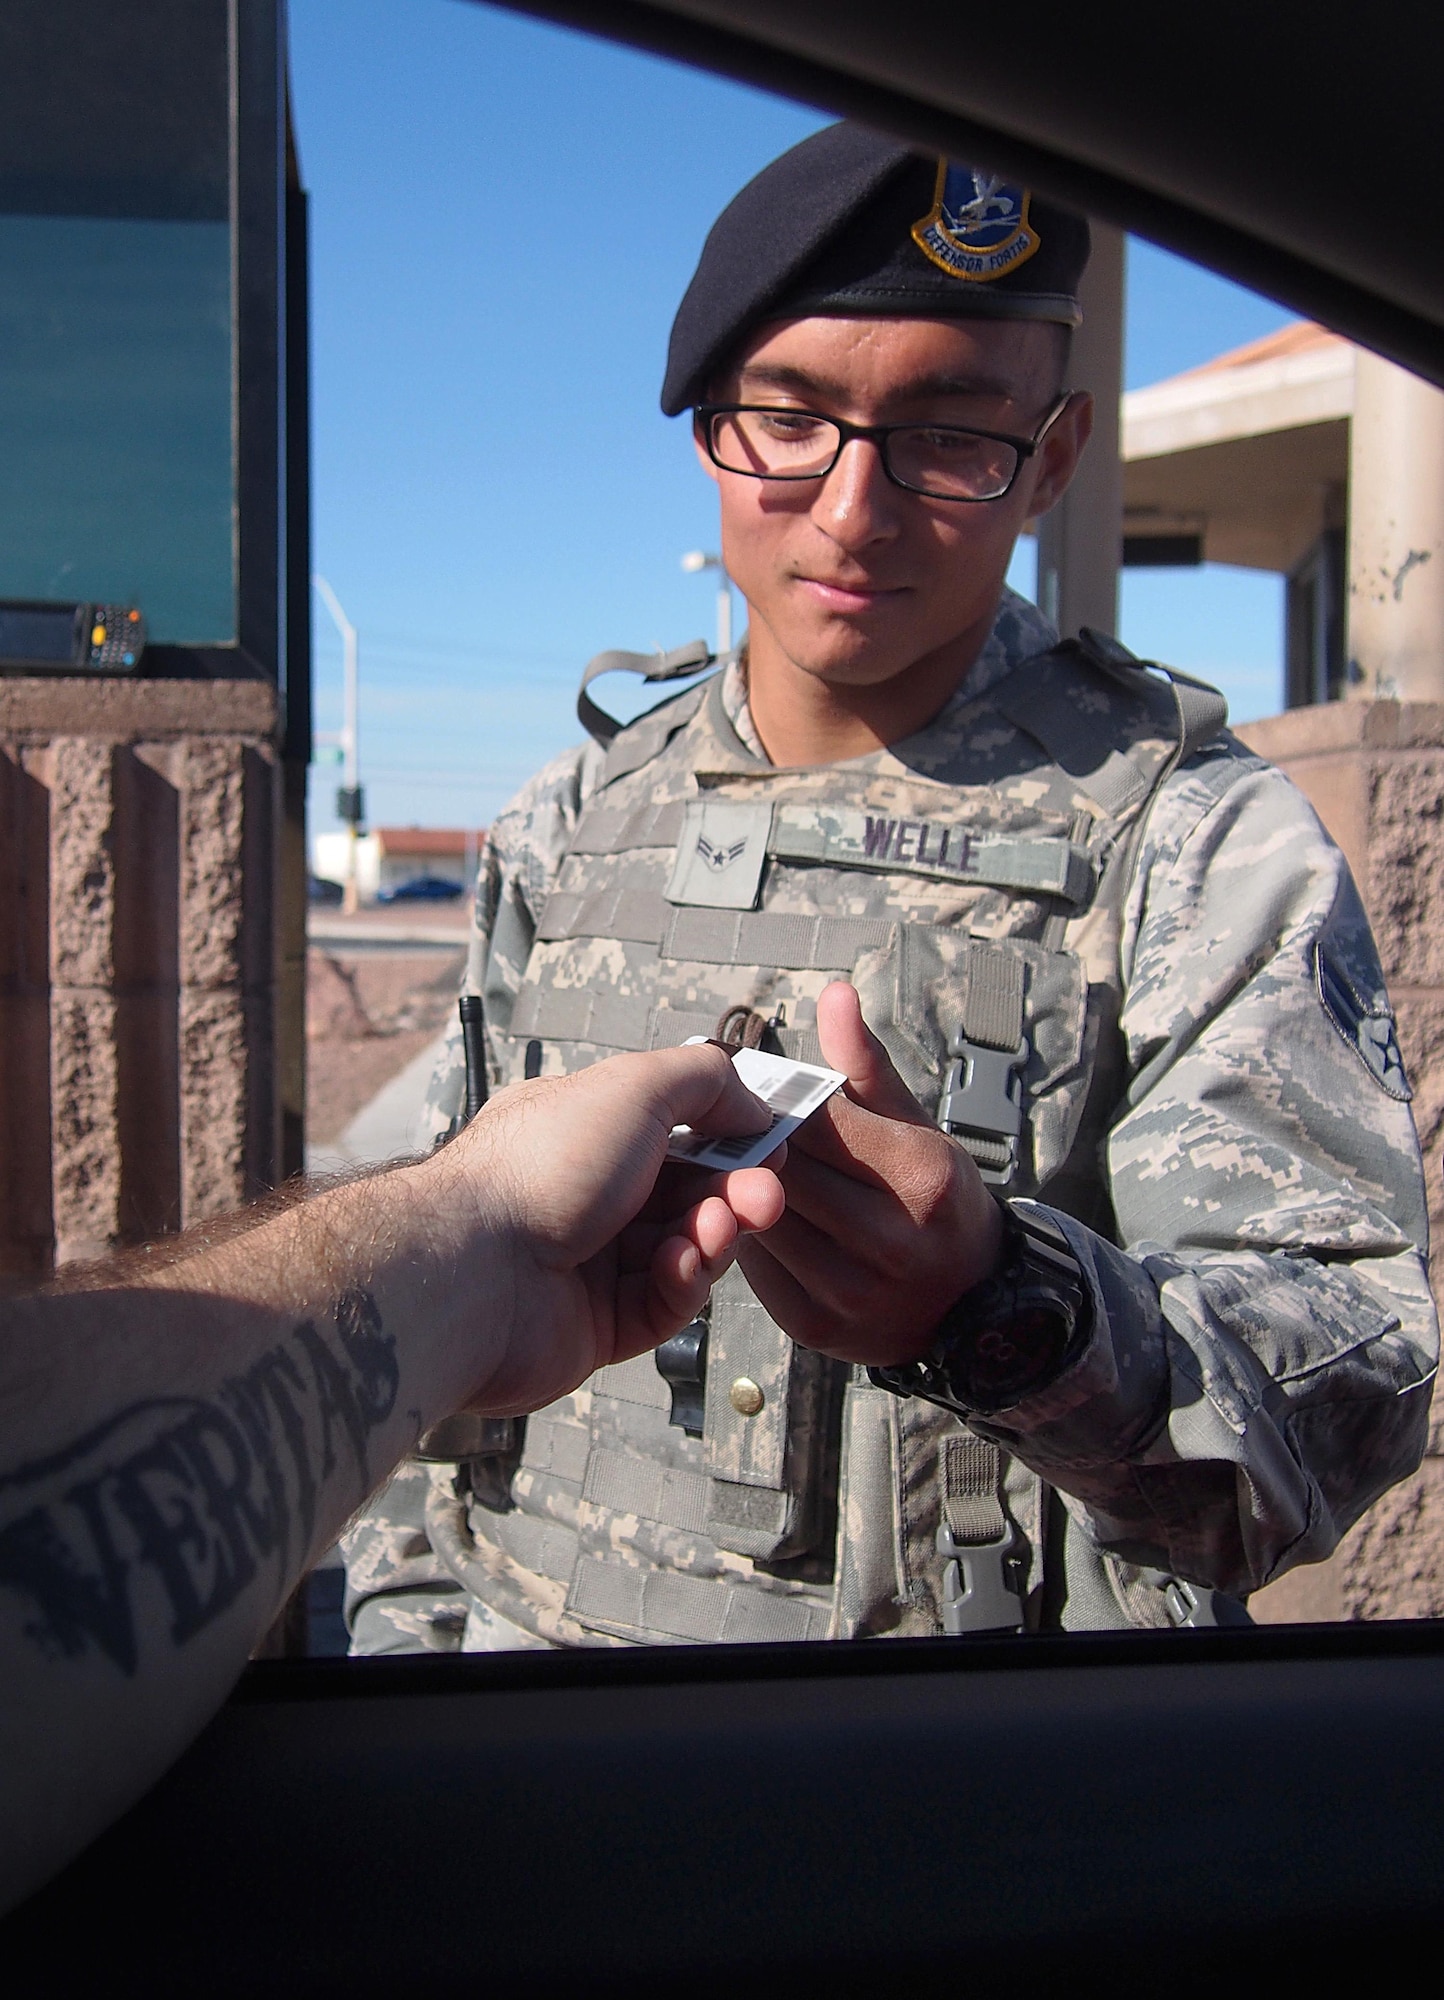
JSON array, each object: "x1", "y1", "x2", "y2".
[{"x1": 668, "y1": 1044, "x2": 847, "y2": 1171}]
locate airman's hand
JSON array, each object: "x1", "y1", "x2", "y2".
[{"x1": 737, "y1": 981, "x2": 1002, "y2": 1364}]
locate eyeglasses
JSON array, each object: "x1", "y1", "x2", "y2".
[{"x1": 695, "y1": 395, "x2": 1072, "y2": 503}]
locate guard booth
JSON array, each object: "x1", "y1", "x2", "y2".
[{"x1": 0, "y1": 0, "x2": 309, "y2": 1272}]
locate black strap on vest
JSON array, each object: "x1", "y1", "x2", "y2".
[{"x1": 577, "y1": 640, "x2": 731, "y2": 745}]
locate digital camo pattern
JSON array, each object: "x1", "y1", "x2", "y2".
[
  {"x1": 339, "y1": 1459, "x2": 468, "y2": 1654},
  {"x1": 999, "y1": 745, "x2": 1437, "y2": 1594},
  {"x1": 345, "y1": 587, "x2": 1436, "y2": 1647}
]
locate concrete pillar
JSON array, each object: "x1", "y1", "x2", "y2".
[
  {"x1": 1036, "y1": 221, "x2": 1125, "y2": 641},
  {"x1": 1348, "y1": 351, "x2": 1444, "y2": 700},
  {"x1": 49, "y1": 739, "x2": 121, "y2": 1265},
  {"x1": 0, "y1": 678, "x2": 281, "y2": 1272},
  {"x1": 179, "y1": 740, "x2": 252, "y2": 1224},
  {"x1": 0, "y1": 745, "x2": 55, "y2": 1278}
]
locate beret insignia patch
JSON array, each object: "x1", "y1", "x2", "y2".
[
  {"x1": 911, "y1": 163, "x2": 1042, "y2": 283},
  {"x1": 1315, "y1": 942, "x2": 1411, "y2": 1100}
]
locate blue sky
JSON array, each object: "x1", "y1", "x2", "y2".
[{"x1": 291, "y1": 0, "x2": 1296, "y2": 837}]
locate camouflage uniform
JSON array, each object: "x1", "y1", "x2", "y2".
[{"x1": 342, "y1": 589, "x2": 1437, "y2": 1653}]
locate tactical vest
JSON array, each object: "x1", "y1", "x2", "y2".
[{"x1": 425, "y1": 631, "x2": 1230, "y2": 1645}]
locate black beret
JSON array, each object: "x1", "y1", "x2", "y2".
[{"x1": 662, "y1": 122, "x2": 1089, "y2": 417}]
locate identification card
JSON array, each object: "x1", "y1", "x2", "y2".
[{"x1": 668, "y1": 1042, "x2": 847, "y2": 1170}]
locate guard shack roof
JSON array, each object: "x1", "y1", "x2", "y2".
[{"x1": 1122, "y1": 322, "x2": 1352, "y2": 574}]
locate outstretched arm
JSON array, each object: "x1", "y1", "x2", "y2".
[{"x1": 0, "y1": 1045, "x2": 781, "y2": 1914}]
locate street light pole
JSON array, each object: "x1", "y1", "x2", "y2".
[
  {"x1": 313, "y1": 575, "x2": 363, "y2": 914},
  {"x1": 681, "y1": 550, "x2": 733, "y2": 656}
]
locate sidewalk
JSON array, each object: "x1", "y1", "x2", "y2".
[
  {"x1": 306, "y1": 1032, "x2": 448, "y2": 1176},
  {"x1": 309, "y1": 906, "x2": 470, "y2": 952}
]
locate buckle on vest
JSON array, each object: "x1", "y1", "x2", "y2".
[
  {"x1": 937, "y1": 1035, "x2": 1028, "y2": 1186},
  {"x1": 936, "y1": 1519, "x2": 1026, "y2": 1634}
]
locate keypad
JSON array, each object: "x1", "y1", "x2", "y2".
[{"x1": 82, "y1": 604, "x2": 145, "y2": 672}]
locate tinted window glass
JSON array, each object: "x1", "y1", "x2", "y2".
[{"x1": 0, "y1": 0, "x2": 234, "y2": 642}]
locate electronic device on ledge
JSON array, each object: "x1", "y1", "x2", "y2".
[{"x1": 0, "y1": 598, "x2": 146, "y2": 675}]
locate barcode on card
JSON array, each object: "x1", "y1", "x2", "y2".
[
  {"x1": 759, "y1": 1069, "x2": 827, "y2": 1116},
  {"x1": 700, "y1": 1130, "x2": 771, "y2": 1161},
  {"x1": 666, "y1": 1044, "x2": 847, "y2": 1172}
]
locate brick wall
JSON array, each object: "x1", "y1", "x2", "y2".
[{"x1": 0, "y1": 678, "x2": 280, "y2": 1274}]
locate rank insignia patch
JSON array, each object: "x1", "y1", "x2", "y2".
[
  {"x1": 667, "y1": 799, "x2": 771, "y2": 910},
  {"x1": 911, "y1": 163, "x2": 1041, "y2": 283},
  {"x1": 1315, "y1": 943, "x2": 1411, "y2": 1101}
]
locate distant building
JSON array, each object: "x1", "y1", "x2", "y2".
[
  {"x1": 1121, "y1": 322, "x2": 1352, "y2": 704},
  {"x1": 312, "y1": 826, "x2": 483, "y2": 903},
  {"x1": 1119, "y1": 322, "x2": 1444, "y2": 1623}
]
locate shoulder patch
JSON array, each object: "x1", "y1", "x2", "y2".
[{"x1": 1315, "y1": 941, "x2": 1411, "y2": 1101}]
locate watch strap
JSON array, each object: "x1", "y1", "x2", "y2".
[{"x1": 870, "y1": 1200, "x2": 1089, "y2": 1417}]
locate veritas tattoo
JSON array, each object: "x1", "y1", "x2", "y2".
[{"x1": 0, "y1": 1290, "x2": 397, "y2": 1675}]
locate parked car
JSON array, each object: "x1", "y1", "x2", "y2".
[
  {"x1": 306, "y1": 873, "x2": 344, "y2": 906},
  {"x1": 376, "y1": 874, "x2": 465, "y2": 904}
]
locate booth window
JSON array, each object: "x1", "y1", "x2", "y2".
[{"x1": 0, "y1": 1, "x2": 235, "y2": 644}]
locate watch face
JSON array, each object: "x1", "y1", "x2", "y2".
[
  {"x1": 950, "y1": 1291, "x2": 1077, "y2": 1409},
  {"x1": 869, "y1": 1207, "x2": 1089, "y2": 1417}
]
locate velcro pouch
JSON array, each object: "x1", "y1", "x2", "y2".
[{"x1": 702, "y1": 1263, "x2": 836, "y2": 1561}]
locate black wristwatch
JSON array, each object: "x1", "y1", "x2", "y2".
[{"x1": 869, "y1": 1200, "x2": 1091, "y2": 1418}]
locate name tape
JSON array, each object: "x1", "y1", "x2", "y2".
[{"x1": 769, "y1": 806, "x2": 1092, "y2": 901}]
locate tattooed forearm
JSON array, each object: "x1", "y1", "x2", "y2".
[{"x1": 0, "y1": 1290, "x2": 398, "y2": 1676}]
